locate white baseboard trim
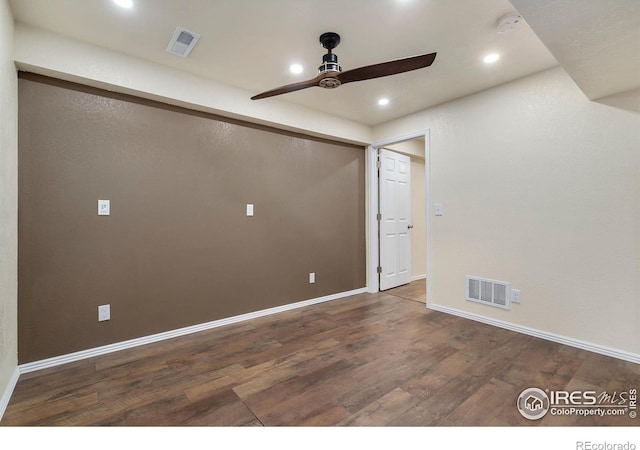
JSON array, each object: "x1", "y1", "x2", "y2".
[
  {"x1": 411, "y1": 274, "x2": 427, "y2": 282},
  {"x1": 19, "y1": 287, "x2": 368, "y2": 374},
  {"x1": 428, "y1": 303, "x2": 640, "y2": 365},
  {"x1": 0, "y1": 367, "x2": 20, "y2": 421}
]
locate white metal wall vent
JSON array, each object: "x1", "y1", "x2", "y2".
[
  {"x1": 466, "y1": 276, "x2": 511, "y2": 310},
  {"x1": 166, "y1": 27, "x2": 200, "y2": 57}
]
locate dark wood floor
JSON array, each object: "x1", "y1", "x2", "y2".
[{"x1": 2, "y1": 281, "x2": 639, "y2": 426}]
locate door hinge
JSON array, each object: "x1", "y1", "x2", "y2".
[
  {"x1": 376, "y1": 213, "x2": 382, "y2": 221},
  {"x1": 377, "y1": 266, "x2": 382, "y2": 274},
  {"x1": 376, "y1": 158, "x2": 381, "y2": 169}
]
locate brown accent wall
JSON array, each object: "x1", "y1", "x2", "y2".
[{"x1": 18, "y1": 73, "x2": 366, "y2": 363}]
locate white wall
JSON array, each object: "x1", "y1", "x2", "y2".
[
  {"x1": 374, "y1": 67, "x2": 640, "y2": 358},
  {"x1": 0, "y1": 0, "x2": 18, "y2": 418}
]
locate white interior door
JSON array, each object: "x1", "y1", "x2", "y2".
[{"x1": 379, "y1": 148, "x2": 412, "y2": 290}]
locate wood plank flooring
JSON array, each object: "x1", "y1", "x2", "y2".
[{"x1": 2, "y1": 281, "x2": 639, "y2": 426}]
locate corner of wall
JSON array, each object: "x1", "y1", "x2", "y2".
[
  {"x1": 0, "y1": 367, "x2": 19, "y2": 421},
  {"x1": 0, "y1": 0, "x2": 19, "y2": 421}
]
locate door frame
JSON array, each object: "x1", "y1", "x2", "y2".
[{"x1": 366, "y1": 129, "x2": 432, "y2": 306}]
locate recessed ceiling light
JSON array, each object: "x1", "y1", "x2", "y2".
[
  {"x1": 483, "y1": 53, "x2": 500, "y2": 64},
  {"x1": 289, "y1": 64, "x2": 303, "y2": 74},
  {"x1": 378, "y1": 98, "x2": 390, "y2": 106},
  {"x1": 113, "y1": 0, "x2": 133, "y2": 9}
]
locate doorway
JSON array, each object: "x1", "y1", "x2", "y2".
[{"x1": 366, "y1": 130, "x2": 431, "y2": 305}]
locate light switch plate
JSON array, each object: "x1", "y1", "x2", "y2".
[
  {"x1": 98, "y1": 200, "x2": 110, "y2": 216},
  {"x1": 309, "y1": 272, "x2": 315, "y2": 284},
  {"x1": 435, "y1": 203, "x2": 443, "y2": 216},
  {"x1": 512, "y1": 289, "x2": 521, "y2": 304},
  {"x1": 246, "y1": 204, "x2": 254, "y2": 216},
  {"x1": 98, "y1": 304, "x2": 110, "y2": 321}
]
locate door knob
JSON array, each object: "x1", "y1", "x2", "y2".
[{"x1": 408, "y1": 224, "x2": 414, "y2": 229}]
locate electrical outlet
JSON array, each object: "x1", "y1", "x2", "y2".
[
  {"x1": 309, "y1": 272, "x2": 315, "y2": 284},
  {"x1": 98, "y1": 304, "x2": 111, "y2": 322},
  {"x1": 512, "y1": 289, "x2": 521, "y2": 304}
]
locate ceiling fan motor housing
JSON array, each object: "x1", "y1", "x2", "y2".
[
  {"x1": 318, "y1": 53, "x2": 342, "y2": 76},
  {"x1": 318, "y1": 58, "x2": 341, "y2": 87}
]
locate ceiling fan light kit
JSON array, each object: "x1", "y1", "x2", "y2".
[{"x1": 251, "y1": 32, "x2": 437, "y2": 100}]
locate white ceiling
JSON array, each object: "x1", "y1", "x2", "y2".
[
  {"x1": 511, "y1": 0, "x2": 640, "y2": 103},
  {"x1": 9, "y1": 0, "x2": 561, "y2": 126}
]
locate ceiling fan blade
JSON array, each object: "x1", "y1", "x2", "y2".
[
  {"x1": 336, "y1": 52, "x2": 437, "y2": 85},
  {"x1": 251, "y1": 73, "x2": 326, "y2": 100}
]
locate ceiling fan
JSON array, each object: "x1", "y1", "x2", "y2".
[{"x1": 251, "y1": 32, "x2": 437, "y2": 100}]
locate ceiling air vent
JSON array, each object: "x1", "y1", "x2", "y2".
[
  {"x1": 166, "y1": 26, "x2": 200, "y2": 57},
  {"x1": 466, "y1": 276, "x2": 511, "y2": 310}
]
